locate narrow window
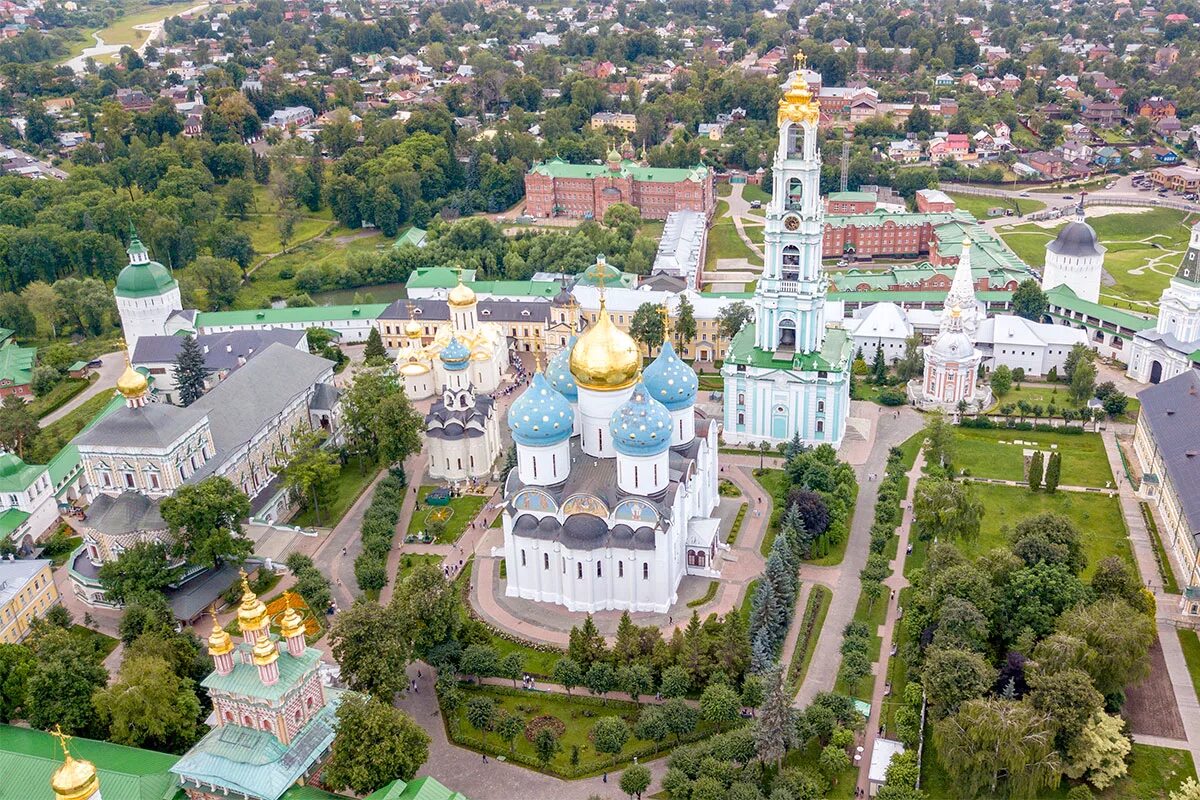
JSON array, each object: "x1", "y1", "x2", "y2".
[
  {"x1": 643, "y1": 563, "x2": 649, "y2": 579},
  {"x1": 619, "y1": 562, "x2": 624, "y2": 577},
  {"x1": 532, "y1": 456, "x2": 537, "y2": 478},
  {"x1": 577, "y1": 562, "x2": 583, "y2": 579},
  {"x1": 544, "y1": 553, "x2": 550, "y2": 569},
  {"x1": 599, "y1": 429, "x2": 604, "y2": 450},
  {"x1": 521, "y1": 550, "x2": 526, "y2": 566},
  {"x1": 552, "y1": 453, "x2": 556, "y2": 473},
  {"x1": 597, "y1": 561, "x2": 602, "y2": 577},
  {"x1": 633, "y1": 465, "x2": 638, "y2": 486}
]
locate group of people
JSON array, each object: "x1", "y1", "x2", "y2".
[{"x1": 521, "y1": 673, "x2": 537, "y2": 690}]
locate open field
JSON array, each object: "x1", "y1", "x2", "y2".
[
  {"x1": 945, "y1": 192, "x2": 1046, "y2": 220},
  {"x1": 997, "y1": 207, "x2": 1196, "y2": 309},
  {"x1": 951, "y1": 426, "x2": 1114, "y2": 487},
  {"x1": 964, "y1": 483, "x2": 1130, "y2": 579},
  {"x1": 65, "y1": 0, "x2": 205, "y2": 61},
  {"x1": 291, "y1": 461, "x2": 381, "y2": 529},
  {"x1": 987, "y1": 382, "x2": 1140, "y2": 421}
]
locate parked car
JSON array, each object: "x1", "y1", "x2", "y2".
[
  {"x1": 1019, "y1": 191, "x2": 1031, "y2": 197},
  {"x1": 1062, "y1": 195, "x2": 1074, "y2": 200},
  {"x1": 750, "y1": 200, "x2": 762, "y2": 209}
]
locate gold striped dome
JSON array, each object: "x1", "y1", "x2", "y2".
[
  {"x1": 116, "y1": 361, "x2": 148, "y2": 399},
  {"x1": 50, "y1": 730, "x2": 98, "y2": 800},
  {"x1": 279, "y1": 593, "x2": 305, "y2": 639},
  {"x1": 207, "y1": 609, "x2": 233, "y2": 656},
  {"x1": 252, "y1": 634, "x2": 279, "y2": 667},
  {"x1": 568, "y1": 297, "x2": 640, "y2": 391},
  {"x1": 236, "y1": 571, "x2": 268, "y2": 633},
  {"x1": 448, "y1": 274, "x2": 476, "y2": 308}
]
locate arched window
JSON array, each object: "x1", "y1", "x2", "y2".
[
  {"x1": 817, "y1": 400, "x2": 825, "y2": 413},
  {"x1": 786, "y1": 177, "x2": 803, "y2": 210},
  {"x1": 577, "y1": 562, "x2": 583, "y2": 579},
  {"x1": 295, "y1": 709, "x2": 302, "y2": 723},
  {"x1": 244, "y1": 715, "x2": 253, "y2": 726},
  {"x1": 306, "y1": 697, "x2": 314, "y2": 709},
  {"x1": 737, "y1": 393, "x2": 745, "y2": 405},
  {"x1": 816, "y1": 420, "x2": 825, "y2": 434},
  {"x1": 544, "y1": 553, "x2": 550, "y2": 569},
  {"x1": 619, "y1": 562, "x2": 624, "y2": 578},
  {"x1": 643, "y1": 563, "x2": 649, "y2": 579},
  {"x1": 737, "y1": 413, "x2": 745, "y2": 425},
  {"x1": 596, "y1": 561, "x2": 602, "y2": 578},
  {"x1": 262, "y1": 719, "x2": 272, "y2": 731},
  {"x1": 697, "y1": 551, "x2": 706, "y2": 567},
  {"x1": 224, "y1": 710, "x2": 234, "y2": 722}
]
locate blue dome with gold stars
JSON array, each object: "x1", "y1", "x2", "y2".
[
  {"x1": 546, "y1": 337, "x2": 578, "y2": 402},
  {"x1": 609, "y1": 378, "x2": 672, "y2": 456},
  {"x1": 508, "y1": 372, "x2": 574, "y2": 446},
  {"x1": 642, "y1": 340, "x2": 698, "y2": 412},
  {"x1": 439, "y1": 336, "x2": 470, "y2": 371}
]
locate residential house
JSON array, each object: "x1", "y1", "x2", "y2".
[
  {"x1": 1140, "y1": 97, "x2": 1177, "y2": 120},
  {"x1": 1082, "y1": 100, "x2": 1124, "y2": 127}
]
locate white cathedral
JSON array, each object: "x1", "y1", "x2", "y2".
[
  {"x1": 500, "y1": 303, "x2": 723, "y2": 613},
  {"x1": 721, "y1": 60, "x2": 854, "y2": 447},
  {"x1": 1128, "y1": 221, "x2": 1200, "y2": 384}
]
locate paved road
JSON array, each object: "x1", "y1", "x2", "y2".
[
  {"x1": 795, "y1": 407, "x2": 924, "y2": 706},
  {"x1": 39, "y1": 350, "x2": 124, "y2": 427}
]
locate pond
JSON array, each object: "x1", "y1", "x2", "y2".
[{"x1": 294, "y1": 281, "x2": 409, "y2": 307}]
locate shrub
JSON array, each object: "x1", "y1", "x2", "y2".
[
  {"x1": 524, "y1": 715, "x2": 567, "y2": 742},
  {"x1": 878, "y1": 387, "x2": 907, "y2": 406}
]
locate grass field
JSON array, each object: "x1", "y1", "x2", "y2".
[
  {"x1": 965, "y1": 483, "x2": 1130, "y2": 579},
  {"x1": 755, "y1": 469, "x2": 789, "y2": 557},
  {"x1": 29, "y1": 390, "x2": 119, "y2": 464},
  {"x1": 234, "y1": 214, "x2": 331, "y2": 257},
  {"x1": 66, "y1": 0, "x2": 205, "y2": 61},
  {"x1": 945, "y1": 192, "x2": 1046, "y2": 220},
  {"x1": 291, "y1": 460, "x2": 381, "y2": 529},
  {"x1": 987, "y1": 382, "x2": 1140, "y2": 421},
  {"x1": 487, "y1": 634, "x2": 563, "y2": 679},
  {"x1": 951, "y1": 427, "x2": 1114, "y2": 488},
  {"x1": 447, "y1": 683, "x2": 724, "y2": 777},
  {"x1": 705, "y1": 216, "x2": 762, "y2": 269},
  {"x1": 1179, "y1": 629, "x2": 1200, "y2": 705},
  {"x1": 997, "y1": 207, "x2": 1196, "y2": 309},
  {"x1": 28, "y1": 376, "x2": 95, "y2": 419},
  {"x1": 741, "y1": 183, "x2": 772, "y2": 204},
  {"x1": 232, "y1": 229, "x2": 391, "y2": 309},
  {"x1": 921, "y1": 734, "x2": 1196, "y2": 799},
  {"x1": 406, "y1": 485, "x2": 487, "y2": 543}
]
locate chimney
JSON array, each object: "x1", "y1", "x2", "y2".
[
  {"x1": 226, "y1": 344, "x2": 232, "y2": 353},
  {"x1": 202, "y1": 345, "x2": 209, "y2": 354}
]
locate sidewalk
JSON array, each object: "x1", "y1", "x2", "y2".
[{"x1": 856, "y1": 450, "x2": 924, "y2": 796}]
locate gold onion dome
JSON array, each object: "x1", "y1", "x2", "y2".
[
  {"x1": 568, "y1": 297, "x2": 640, "y2": 391},
  {"x1": 207, "y1": 610, "x2": 233, "y2": 656},
  {"x1": 404, "y1": 319, "x2": 423, "y2": 338},
  {"x1": 236, "y1": 571, "x2": 268, "y2": 632},
  {"x1": 447, "y1": 273, "x2": 477, "y2": 308},
  {"x1": 116, "y1": 360, "x2": 148, "y2": 399},
  {"x1": 280, "y1": 593, "x2": 305, "y2": 639},
  {"x1": 252, "y1": 633, "x2": 279, "y2": 666},
  {"x1": 51, "y1": 730, "x2": 99, "y2": 800},
  {"x1": 778, "y1": 53, "x2": 819, "y2": 126}
]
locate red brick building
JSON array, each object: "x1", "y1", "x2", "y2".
[
  {"x1": 822, "y1": 214, "x2": 936, "y2": 259},
  {"x1": 525, "y1": 153, "x2": 714, "y2": 220}
]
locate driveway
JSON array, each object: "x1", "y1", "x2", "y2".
[{"x1": 39, "y1": 350, "x2": 124, "y2": 427}]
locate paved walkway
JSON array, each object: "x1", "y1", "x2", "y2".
[
  {"x1": 309, "y1": 466, "x2": 390, "y2": 611},
  {"x1": 723, "y1": 183, "x2": 766, "y2": 261},
  {"x1": 856, "y1": 450, "x2": 924, "y2": 795},
  {"x1": 1098, "y1": 430, "x2": 1200, "y2": 770},
  {"x1": 40, "y1": 350, "x2": 124, "y2": 427},
  {"x1": 795, "y1": 406, "x2": 925, "y2": 707},
  {"x1": 396, "y1": 662, "x2": 670, "y2": 799}
]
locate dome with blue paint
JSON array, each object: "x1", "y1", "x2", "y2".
[
  {"x1": 642, "y1": 340, "x2": 698, "y2": 411},
  {"x1": 546, "y1": 337, "x2": 578, "y2": 402},
  {"x1": 439, "y1": 336, "x2": 470, "y2": 371},
  {"x1": 508, "y1": 372, "x2": 574, "y2": 446},
  {"x1": 609, "y1": 378, "x2": 672, "y2": 456}
]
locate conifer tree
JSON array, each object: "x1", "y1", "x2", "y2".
[
  {"x1": 173, "y1": 335, "x2": 209, "y2": 407},
  {"x1": 1044, "y1": 451, "x2": 1061, "y2": 494},
  {"x1": 1027, "y1": 451, "x2": 1044, "y2": 491},
  {"x1": 872, "y1": 342, "x2": 887, "y2": 383},
  {"x1": 754, "y1": 663, "x2": 795, "y2": 768},
  {"x1": 364, "y1": 327, "x2": 388, "y2": 362}
]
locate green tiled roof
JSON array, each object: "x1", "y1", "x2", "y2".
[
  {"x1": 725, "y1": 324, "x2": 853, "y2": 372},
  {"x1": 171, "y1": 693, "x2": 340, "y2": 800},
  {"x1": 0, "y1": 328, "x2": 13, "y2": 345},
  {"x1": 0, "y1": 724, "x2": 185, "y2": 800},
  {"x1": 830, "y1": 289, "x2": 1015, "y2": 304},
  {"x1": 1044, "y1": 285, "x2": 1155, "y2": 332},
  {"x1": 0, "y1": 342, "x2": 35, "y2": 388},
  {"x1": 530, "y1": 157, "x2": 709, "y2": 183},
  {"x1": 393, "y1": 227, "x2": 428, "y2": 248},
  {"x1": 201, "y1": 641, "x2": 322, "y2": 701},
  {"x1": 0, "y1": 453, "x2": 45, "y2": 492},
  {"x1": 0, "y1": 508, "x2": 30, "y2": 538},
  {"x1": 468, "y1": 280, "x2": 562, "y2": 297},
  {"x1": 407, "y1": 267, "x2": 477, "y2": 288},
  {"x1": 827, "y1": 191, "x2": 876, "y2": 202},
  {"x1": 364, "y1": 777, "x2": 469, "y2": 800},
  {"x1": 196, "y1": 304, "x2": 389, "y2": 328}
]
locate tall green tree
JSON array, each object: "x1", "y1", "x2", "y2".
[
  {"x1": 0, "y1": 643, "x2": 33, "y2": 722},
  {"x1": 922, "y1": 647, "x2": 994, "y2": 719},
  {"x1": 1011, "y1": 279, "x2": 1049, "y2": 321},
  {"x1": 934, "y1": 698, "x2": 1060, "y2": 800},
  {"x1": 93, "y1": 652, "x2": 202, "y2": 753},
  {"x1": 159, "y1": 476, "x2": 252, "y2": 567},
  {"x1": 913, "y1": 478, "x2": 983, "y2": 542},
  {"x1": 1044, "y1": 452, "x2": 1061, "y2": 494},
  {"x1": 675, "y1": 295, "x2": 697, "y2": 349},
  {"x1": 330, "y1": 601, "x2": 411, "y2": 701},
  {"x1": 26, "y1": 627, "x2": 108, "y2": 735},
  {"x1": 271, "y1": 430, "x2": 340, "y2": 524},
  {"x1": 990, "y1": 365, "x2": 1012, "y2": 399},
  {"x1": 172, "y1": 335, "x2": 210, "y2": 406},
  {"x1": 364, "y1": 328, "x2": 388, "y2": 363},
  {"x1": 1027, "y1": 451, "x2": 1044, "y2": 491},
  {"x1": 620, "y1": 762, "x2": 652, "y2": 799},
  {"x1": 98, "y1": 541, "x2": 182, "y2": 605},
  {"x1": 922, "y1": 411, "x2": 956, "y2": 470},
  {"x1": 592, "y1": 716, "x2": 630, "y2": 757},
  {"x1": 629, "y1": 302, "x2": 665, "y2": 353},
  {"x1": 466, "y1": 696, "x2": 496, "y2": 747},
  {"x1": 390, "y1": 562, "x2": 460, "y2": 659},
  {"x1": 0, "y1": 394, "x2": 38, "y2": 458},
  {"x1": 754, "y1": 664, "x2": 794, "y2": 768},
  {"x1": 717, "y1": 301, "x2": 753, "y2": 342},
  {"x1": 323, "y1": 694, "x2": 431, "y2": 794}
]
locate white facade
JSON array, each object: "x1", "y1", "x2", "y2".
[
  {"x1": 425, "y1": 354, "x2": 502, "y2": 482},
  {"x1": 1128, "y1": 221, "x2": 1200, "y2": 384},
  {"x1": 912, "y1": 247, "x2": 991, "y2": 410},
  {"x1": 975, "y1": 315, "x2": 1087, "y2": 375},
  {"x1": 721, "y1": 71, "x2": 853, "y2": 448},
  {"x1": 1040, "y1": 211, "x2": 1105, "y2": 304}
]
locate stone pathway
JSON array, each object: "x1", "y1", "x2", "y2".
[
  {"x1": 1098, "y1": 430, "x2": 1200, "y2": 770},
  {"x1": 723, "y1": 183, "x2": 766, "y2": 261},
  {"x1": 856, "y1": 450, "x2": 924, "y2": 795},
  {"x1": 39, "y1": 350, "x2": 124, "y2": 427},
  {"x1": 795, "y1": 407, "x2": 925, "y2": 707},
  {"x1": 310, "y1": 466, "x2": 390, "y2": 611}
]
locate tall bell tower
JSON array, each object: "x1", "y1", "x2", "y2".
[{"x1": 755, "y1": 54, "x2": 827, "y2": 356}]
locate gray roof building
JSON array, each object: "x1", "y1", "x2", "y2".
[
  {"x1": 1047, "y1": 219, "x2": 1104, "y2": 258},
  {"x1": 1138, "y1": 370, "x2": 1200, "y2": 536},
  {"x1": 132, "y1": 329, "x2": 306, "y2": 373}
]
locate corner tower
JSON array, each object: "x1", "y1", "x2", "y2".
[
  {"x1": 114, "y1": 224, "x2": 181, "y2": 349},
  {"x1": 1041, "y1": 198, "x2": 1105, "y2": 304}
]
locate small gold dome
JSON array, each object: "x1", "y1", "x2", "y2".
[
  {"x1": 252, "y1": 634, "x2": 279, "y2": 667},
  {"x1": 569, "y1": 298, "x2": 640, "y2": 391},
  {"x1": 50, "y1": 730, "x2": 99, "y2": 800},
  {"x1": 447, "y1": 275, "x2": 476, "y2": 308},
  {"x1": 279, "y1": 593, "x2": 305, "y2": 639},
  {"x1": 116, "y1": 362, "x2": 148, "y2": 399},
  {"x1": 399, "y1": 360, "x2": 431, "y2": 376},
  {"x1": 207, "y1": 610, "x2": 233, "y2": 656},
  {"x1": 404, "y1": 319, "x2": 423, "y2": 338},
  {"x1": 236, "y1": 571, "x2": 268, "y2": 633}
]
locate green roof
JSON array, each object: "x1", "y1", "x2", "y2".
[
  {"x1": 0, "y1": 508, "x2": 30, "y2": 538},
  {"x1": 405, "y1": 268, "x2": 567, "y2": 297},
  {"x1": 830, "y1": 289, "x2": 1015, "y2": 304},
  {"x1": 0, "y1": 328, "x2": 13, "y2": 346},
  {"x1": 364, "y1": 777, "x2": 470, "y2": 800},
  {"x1": 393, "y1": 227, "x2": 428, "y2": 248},
  {"x1": 201, "y1": 641, "x2": 322, "y2": 702},
  {"x1": 725, "y1": 324, "x2": 853, "y2": 372},
  {"x1": 196, "y1": 304, "x2": 389, "y2": 328},
  {"x1": 0, "y1": 342, "x2": 35, "y2": 387},
  {"x1": 530, "y1": 157, "x2": 709, "y2": 183},
  {"x1": 1044, "y1": 285, "x2": 1155, "y2": 332},
  {"x1": 115, "y1": 250, "x2": 178, "y2": 299},
  {"x1": 827, "y1": 191, "x2": 876, "y2": 202},
  {"x1": 407, "y1": 267, "x2": 477, "y2": 288},
  {"x1": 0, "y1": 453, "x2": 45, "y2": 492},
  {"x1": 0, "y1": 724, "x2": 185, "y2": 800}
]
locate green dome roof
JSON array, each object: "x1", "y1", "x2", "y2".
[{"x1": 115, "y1": 231, "x2": 177, "y2": 299}]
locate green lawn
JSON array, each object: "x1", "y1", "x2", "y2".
[
  {"x1": 28, "y1": 376, "x2": 95, "y2": 419},
  {"x1": 755, "y1": 469, "x2": 789, "y2": 557},
  {"x1": 291, "y1": 461, "x2": 381, "y2": 528},
  {"x1": 71, "y1": 625, "x2": 118, "y2": 658},
  {"x1": 446, "y1": 683, "x2": 725, "y2": 777},
  {"x1": 1143, "y1": 502, "x2": 1181, "y2": 594},
  {"x1": 62, "y1": 0, "x2": 203, "y2": 61},
  {"x1": 739, "y1": 578, "x2": 761, "y2": 623},
  {"x1": 406, "y1": 486, "x2": 487, "y2": 543},
  {"x1": 945, "y1": 192, "x2": 1046, "y2": 220},
  {"x1": 1178, "y1": 629, "x2": 1200, "y2": 704},
  {"x1": 234, "y1": 213, "x2": 331, "y2": 256},
  {"x1": 951, "y1": 427, "x2": 1114, "y2": 488},
  {"x1": 29, "y1": 390, "x2": 119, "y2": 464},
  {"x1": 997, "y1": 207, "x2": 1196, "y2": 308},
  {"x1": 965, "y1": 483, "x2": 1130, "y2": 579},
  {"x1": 396, "y1": 553, "x2": 443, "y2": 584},
  {"x1": 232, "y1": 229, "x2": 391, "y2": 309},
  {"x1": 988, "y1": 382, "x2": 1140, "y2": 422},
  {"x1": 487, "y1": 634, "x2": 563, "y2": 679},
  {"x1": 705, "y1": 218, "x2": 762, "y2": 269},
  {"x1": 921, "y1": 735, "x2": 1194, "y2": 799},
  {"x1": 741, "y1": 183, "x2": 772, "y2": 204},
  {"x1": 784, "y1": 737, "x2": 857, "y2": 798}
]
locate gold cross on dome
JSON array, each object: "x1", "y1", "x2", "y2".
[
  {"x1": 51, "y1": 725, "x2": 72, "y2": 758},
  {"x1": 658, "y1": 303, "x2": 672, "y2": 341},
  {"x1": 794, "y1": 50, "x2": 807, "y2": 71}
]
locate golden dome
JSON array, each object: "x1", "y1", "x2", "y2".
[
  {"x1": 778, "y1": 52, "x2": 819, "y2": 126},
  {"x1": 569, "y1": 297, "x2": 640, "y2": 391},
  {"x1": 399, "y1": 360, "x2": 431, "y2": 376},
  {"x1": 236, "y1": 570, "x2": 268, "y2": 633},
  {"x1": 447, "y1": 272, "x2": 476, "y2": 308},
  {"x1": 207, "y1": 608, "x2": 233, "y2": 656},
  {"x1": 404, "y1": 319, "x2": 424, "y2": 338},
  {"x1": 50, "y1": 730, "x2": 99, "y2": 800},
  {"x1": 252, "y1": 634, "x2": 279, "y2": 667},
  {"x1": 279, "y1": 593, "x2": 305, "y2": 639},
  {"x1": 116, "y1": 361, "x2": 148, "y2": 399}
]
